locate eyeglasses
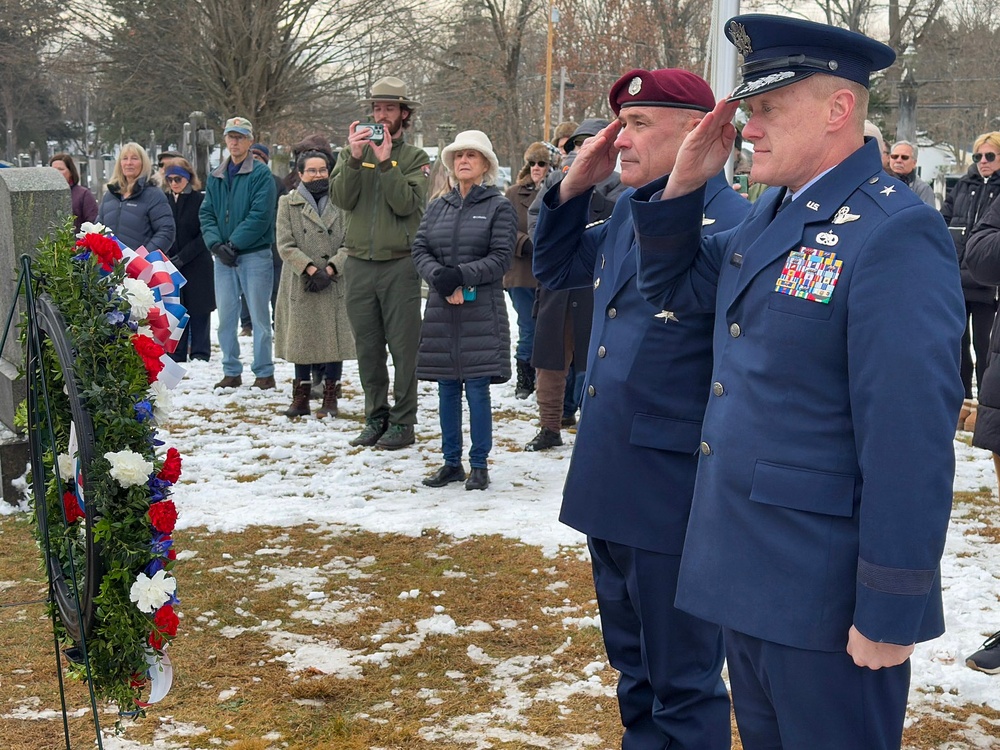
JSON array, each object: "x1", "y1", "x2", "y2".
[
  {"x1": 889, "y1": 154, "x2": 911, "y2": 161},
  {"x1": 165, "y1": 176, "x2": 185, "y2": 184},
  {"x1": 528, "y1": 160, "x2": 547, "y2": 168},
  {"x1": 302, "y1": 168, "x2": 329, "y2": 176},
  {"x1": 974, "y1": 152, "x2": 998, "y2": 163}
]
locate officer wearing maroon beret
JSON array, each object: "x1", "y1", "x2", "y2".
[
  {"x1": 634, "y1": 15, "x2": 963, "y2": 749},
  {"x1": 533, "y1": 67, "x2": 749, "y2": 749}
]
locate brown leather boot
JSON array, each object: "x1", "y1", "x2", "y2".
[
  {"x1": 283, "y1": 379, "x2": 311, "y2": 418},
  {"x1": 316, "y1": 380, "x2": 341, "y2": 419}
]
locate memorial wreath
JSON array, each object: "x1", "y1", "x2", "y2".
[{"x1": 20, "y1": 220, "x2": 188, "y2": 717}]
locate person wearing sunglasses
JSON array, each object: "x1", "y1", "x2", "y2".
[
  {"x1": 503, "y1": 142, "x2": 552, "y2": 399},
  {"x1": 162, "y1": 157, "x2": 214, "y2": 363},
  {"x1": 887, "y1": 140, "x2": 935, "y2": 207},
  {"x1": 942, "y1": 131, "x2": 1000, "y2": 430}
]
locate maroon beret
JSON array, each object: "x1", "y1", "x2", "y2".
[{"x1": 609, "y1": 68, "x2": 716, "y2": 116}]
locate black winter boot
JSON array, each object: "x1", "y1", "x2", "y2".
[
  {"x1": 515, "y1": 359, "x2": 535, "y2": 399},
  {"x1": 284, "y1": 379, "x2": 311, "y2": 418},
  {"x1": 316, "y1": 380, "x2": 341, "y2": 419}
]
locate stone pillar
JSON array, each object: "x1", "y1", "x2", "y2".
[{"x1": 0, "y1": 167, "x2": 71, "y2": 505}]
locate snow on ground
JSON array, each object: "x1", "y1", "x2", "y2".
[{"x1": 4, "y1": 317, "x2": 1000, "y2": 745}]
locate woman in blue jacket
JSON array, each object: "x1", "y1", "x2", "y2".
[{"x1": 97, "y1": 142, "x2": 175, "y2": 253}]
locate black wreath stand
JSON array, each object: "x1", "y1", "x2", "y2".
[{"x1": 6, "y1": 254, "x2": 106, "y2": 749}]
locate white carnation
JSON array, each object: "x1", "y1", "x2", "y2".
[
  {"x1": 121, "y1": 277, "x2": 155, "y2": 321},
  {"x1": 148, "y1": 381, "x2": 173, "y2": 422},
  {"x1": 57, "y1": 452, "x2": 76, "y2": 481},
  {"x1": 136, "y1": 324, "x2": 154, "y2": 339},
  {"x1": 129, "y1": 570, "x2": 176, "y2": 613},
  {"x1": 76, "y1": 221, "x2": 108, "y2": 238},
  {"x1": 104, "y1": 449, "x2": 153, "y2": 488}
]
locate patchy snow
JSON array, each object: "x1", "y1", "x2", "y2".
[{"x1": 4, "y1": 319, "x2": 1000, "y2": 748}]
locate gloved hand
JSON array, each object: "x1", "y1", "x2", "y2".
[
  {"x1": 304, "y1": 267, "x2": 333, "y2": 292},
  {"x1": 210, "y1": 242, "x2": 238, "y2": 267},
  {"x1": 431, "y1": 266, "x2": 463, "y2": 297}
]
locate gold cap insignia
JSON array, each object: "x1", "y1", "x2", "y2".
[
  {"x1": 627, "y1": 76, "x2": 642, "y2": 96},
  {"x1": 729, "y1": 21, "x2": 752, "y2": 56}
]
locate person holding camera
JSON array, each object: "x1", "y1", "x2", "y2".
[
  {"x1": 411, "y1": 130, "x2": 515, "y2": 491},
  {"x1": 200, "y1": 115, "x2": 278, "y2": 390},
  {"x1": 331, "y1": 77, "x2": 430, "y2": 450},
  {"x1": 274, "y1": 150, "x2": 356, "y2": 418}
]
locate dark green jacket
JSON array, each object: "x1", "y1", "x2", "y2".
[
  {"x1": 200, "y1": 156, "x2": 277, "y2": 254},
  {"x1": 330, "y1": 138, "x2": 429, "y2": 261}
]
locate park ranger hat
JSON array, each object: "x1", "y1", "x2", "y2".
[
  {"x1": 358, "y1": 77, "x2": 421, "y2": 108},
  {"x1": 725, "y1": 14, "x2": 896, "y2": 101}
]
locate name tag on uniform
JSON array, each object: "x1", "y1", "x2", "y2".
[{"x1": 774, "y1": 246, "x2": 843, "y2": 303}]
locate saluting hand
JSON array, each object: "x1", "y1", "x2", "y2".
[
  {"x1": 846, "y1": 625, "x2": 914, "y2": 670},
  {"x1": 661, "y1": 97, "x2": 741, "y2": 200},
  {"x1": 559, "y1": 120, "x2": 623, "y2": 203}
]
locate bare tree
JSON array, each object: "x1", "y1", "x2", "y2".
[
  {"x1": 68, "y1": 0, "x2": 423, "y2": 148},
  {"x1": 0, "y1": 0, "x2": 63, "y2": 160}
]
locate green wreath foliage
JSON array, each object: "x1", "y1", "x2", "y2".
[{"x1": 23, "y1": 220, "x2": 181, "y2": 719}]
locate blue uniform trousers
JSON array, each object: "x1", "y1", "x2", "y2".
[
  {"x1": 725, "y1": 628, "x2": 909, "y2": 750},
  {"x1": 589, "y1": 537, "x2": 730, "y2": 750}
]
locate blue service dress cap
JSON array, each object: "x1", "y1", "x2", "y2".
[{"x1": 725, "y1": 14, "x2": 896, "y2": 101}]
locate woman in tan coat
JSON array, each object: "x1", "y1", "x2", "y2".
[{"x1": 274, "y1": 150, "x2": 356, "y2": 418}]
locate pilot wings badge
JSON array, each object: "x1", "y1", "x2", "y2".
[
  {"x1": 655, "y1": 310, "x2": 680, "y2": 323},
  {"x1": 831, "y1": 206, "x2": 861, "y2": 225}
]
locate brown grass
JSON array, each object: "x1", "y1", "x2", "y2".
[{"x1": 0, "y1": 511, "x2": 995, "y2": 750}]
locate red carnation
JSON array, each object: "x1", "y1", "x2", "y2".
[
  {"x1": 167, "y1": 548, "x2": 176, "y2": 561},
  {"x1": 63, "y1": 491, "x2": 84, "y2": 524},
  {"x1": 131, "y1": 333, "x2": 165, "y2": 383},
  {"x1": 148, "y1": 500, "x2": 178, "y2": 534},
  {"x1": 148, "y1": 604, "x2": 179, "y2": 650},
  {"x1": 158, "y1": 447, "x2": 182, "y2": 484},
  {"x1": 76, "y1": 233, "x2": 122, "y2": 272}
]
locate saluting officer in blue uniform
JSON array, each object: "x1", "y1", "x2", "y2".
[
  {"x1": 633, "y1": 15, "x2": 964, "y2": 750},
  {"x1": 533, "y1": 69, "x2": 750, "y2": 749}
]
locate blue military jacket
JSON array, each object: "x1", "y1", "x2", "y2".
[
  {"x1": 534, "y1": 173, "x2": 749, "y2": 554},
  {"x1": 634, "y1": 139, "x2": 964, "y2": 651}
]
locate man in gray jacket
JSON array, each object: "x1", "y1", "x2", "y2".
[{"x1": 889, "y1": 140, "x2": 936, "y2": 207}]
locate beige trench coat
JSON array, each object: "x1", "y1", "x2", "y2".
[{"x1": 274, "y1": 189, "x2": 356, "y2": 364}]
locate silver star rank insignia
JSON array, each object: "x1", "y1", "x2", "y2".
[
  {"x1": 655, "y1": 310, "x2": 680, "y2": 323},
  {"x1": 880, "y1": 185, "x2": 896, "y2": 196}
]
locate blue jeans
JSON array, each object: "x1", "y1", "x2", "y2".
[
  {"x1": 214, "y1": 250, "x2": 274, "y2": 377},
  {"x1": 506, "y1": 287, "x2": 536, "y2": 363},
  {"x1": 438, "y1": 377, "x2": 492, "y2": 469}
]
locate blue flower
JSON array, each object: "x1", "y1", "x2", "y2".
[
  {"x1": 73, "y1": 250, "x2": 91, "y2": 262},
  {"x1": 145, "y1": 557, "x2": 166, "y2": 576},
  {"x1": 151, "y1": 534, "x2": 173, "y2": 556},
  {"x1": 148, "y1": 475, "x2": 170, "y2": 502},
  {"x1": 134, "y1": 399, "x2": 154, "y2": 423},
  {"x1": 106, "y1": 310, "x2": 126, "y2": 326}
]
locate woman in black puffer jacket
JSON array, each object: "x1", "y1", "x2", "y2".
[
  {"x1": 965, "y1": 194, "x2": 1000, "y2": 482},
  {"x1": 942, "y1": 132, "x2": 1000, "y2": 421},
  {"x1": 412, "y1": 130, "x2": 515, "y2": 491}
]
